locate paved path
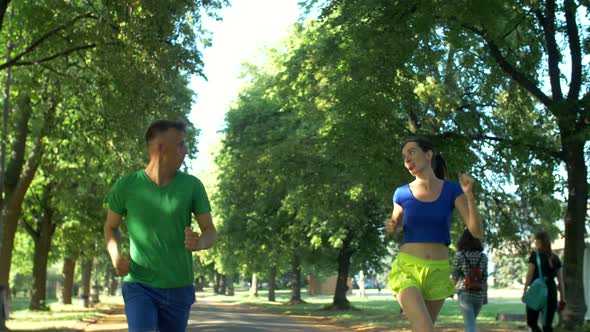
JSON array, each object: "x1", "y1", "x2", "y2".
[
  {"x1": 186, "y1": 298, "x2": 353, "y2": 331},
  {"x1": 83, "y1": 291, "x2": 524, "y2": 332},
  {"x1": 84, "y1": 298, "x2": 354, "y2": 332}
]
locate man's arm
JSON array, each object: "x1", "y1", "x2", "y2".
[
  {"x1": 195, "y1": 212, "x2": 216, "y2": 250},
  {"x1": 104, "y1": 209, "x2": 130, "y2": 276}
]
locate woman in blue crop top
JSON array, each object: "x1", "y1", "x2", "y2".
[{"x1": 385, "y1": 136, "x2": 483, "y2": 332}]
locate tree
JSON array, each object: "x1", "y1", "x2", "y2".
[
  {"x1": 0, "y1": 0, "x2": 227, "y2": 326},
  {"x1": 215, "y1": 66, "x2": 303, "y2": 302},
  {"x1": 493, "y1": 253, "x2": 528, "y2": 288}
]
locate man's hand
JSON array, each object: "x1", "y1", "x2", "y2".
[
  {"x1": 185, "y1": 227, "x2": 200, "y2": 251},
  {"x1": 113, "y1": 256, "x2": 131, "y2": 277}
]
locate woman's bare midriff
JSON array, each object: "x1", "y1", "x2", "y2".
[{"x1": 400, "y1": 242, "x2": 448, "y2": 260}]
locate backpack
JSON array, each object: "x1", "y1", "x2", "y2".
[{"x1": 462, "y1": 252, "x2": 484, "y2": 291}]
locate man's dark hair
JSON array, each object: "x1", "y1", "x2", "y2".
[{"x1": 145, "y1": 120, "x2": 187, "y2": 144}]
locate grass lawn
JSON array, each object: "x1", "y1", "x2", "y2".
[
  {"x1": 5, "y1": 295, "x2": 124, "y2": 331},
  {"x1": 199, "y1": 288, "x2": 528, "y2": 330}
]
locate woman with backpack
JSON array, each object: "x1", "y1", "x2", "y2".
[
  {"x1": 452, "y1": 229, "x2": 488, "y2": 332},
  {"x1": 522, "y1": 231, "x2": 566, "y2": 332},
  {"x1": 385, "y1": 137, "x2": 483, "y2": 332}
]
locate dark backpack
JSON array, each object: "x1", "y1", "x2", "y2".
[{"x1": 462, "y1": 252, "x2": 484, "y2": 291}]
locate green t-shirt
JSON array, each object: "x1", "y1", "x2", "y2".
[{"x1": 105, "y1": 170, "x2": 211, "y2": 288}]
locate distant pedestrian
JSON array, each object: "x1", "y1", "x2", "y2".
[
  {"x1": 522, "y1": 231, "x2": 565, "y2": 332},
  {"x1": 452, "y1": 229, "x2": 488, "y2": 332}
]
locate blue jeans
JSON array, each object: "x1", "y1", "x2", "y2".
[
  {"x1": 458, "y1": 292, "x2": 482, "y2": 332},
  {"x1": 122, "y1": 282, "x2": 195, "y2": 332}
]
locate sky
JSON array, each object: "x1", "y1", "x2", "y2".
[{"x1": 188, "y1": 0, "x2": 302, "y2": 175}]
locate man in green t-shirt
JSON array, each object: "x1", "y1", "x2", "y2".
[{"x1": 104, "y1": 119, "x2": 216, "y2": 332}]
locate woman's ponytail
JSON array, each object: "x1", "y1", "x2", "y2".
[{"x1": 432, "y1": 153, "x2": 448, "y2": 180}]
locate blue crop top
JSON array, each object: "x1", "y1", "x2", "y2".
[{"x1": 393, "y1": 181, "x2": 464, "y2": 245}]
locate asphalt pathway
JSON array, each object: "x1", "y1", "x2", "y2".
[{"x1": 84, "y1": 297, "x2": 354, "y2": 332}]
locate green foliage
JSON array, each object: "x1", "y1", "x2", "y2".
[
  {"x1": 0, "y1": 0, "x2": 228, "y2": 312},
  {"x1": 492, "y1": 253, "x2": 528, "y2": 288}
]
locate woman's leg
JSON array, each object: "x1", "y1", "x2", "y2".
[
  {"x1": 526, "y1": 306, "x2": 542, "y2": 332},
  {"x1": 425, "y1": 299, "x2": 445, "y2": 324},
  {"x1": 458, "y1": 293, "x2": 476, "y2": 332},
  {"x1": 398, "y1": 287, "x2": 433, "y2": 332},
  {"x1": 473, "y1": 300, "x2": 483, "y2": 330},
  {"x1": 543, "y1": 290, "x2": 558, "y2": 332}
]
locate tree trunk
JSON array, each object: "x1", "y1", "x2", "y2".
[
  {"x1": 109, "y1": 276, "x2": 118, "y2": 296},
  {"x1": 0, "y1": 96, "x2": 33, "y2": 330},
  {"x1": 213, "y1": 271, "x2": 226, "y2": 295},
  {"x1": 0, "y1": 285, "x2": 7, "y2": 330},
  {"x1": 104, "y1": 264, "x2": 118, "y2": 296},
  {"x1": 0, "y1": 138, "x2": 44, "y2": 289},
  {"x1": 0, "y1": 100, "x2": 48, "y2": 291},
  {"x1": 249, "y1": 273, "x2": 258, "y2": 298},
  {"x1": 225, "y1": 274, "x2": 234, "y2": 296},
  {"x1": 213, "y1": 272, "x2": 219, "y2": 293},
  {"x1": 560, "y1": 138, "x2": 588, "y2": 328},
  {"x1": 0, "y1": 0, "x2": 11, "y2": 34},
  {"x1": 219, "y1": 274, "x2": 226, "y2": 295},
  {"x1": 287, "y1": 251, "x2": 305, "y2": 305},
  {"x1": 268, "y1": 266, "x2": 276, "y2": 302},
  {"x1": 0, "y1": 9, "x2": 13, "y2": 209},
  {"x1": 61, "y1": 257, "x2": 76, "y2": 304},
  {"x1": 90, "y1": 257, "x2": 100, "y2": 305},
  {"x1": 194, "y1": 276, "x2": 204, "y2": 292},
  {"x1": 195, "y1": 276, "x2": 205, "y2": 292},
  {"x1": 80, "y1": 259, "x2": 92, "y2": 308},
  {"x1": 330, "y1": 233, "x2": 354, "y2": 310},
  {"x1": 29, "y1": 203, "x2": 55, "y2": 311}
]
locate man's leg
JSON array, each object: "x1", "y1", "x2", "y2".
[
  {"x1": 158, "y1": 285, "x2": 195, "y2": 332},
  {"x1": 122, "y1": 282, "x2": 159, "y2": 332}
]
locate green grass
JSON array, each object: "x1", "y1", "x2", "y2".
[
  {"x1": 6, "y1": 295, "x2": 124, "y2": 331},
  {"x1": 200, "y1": 288, "x2": 527, "y2": 330}
]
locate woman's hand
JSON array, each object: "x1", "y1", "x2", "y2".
[
  {"x1": 385, "y1": 218, "x2": 399, "y2": 234},
  {"x1": 458, "y1": 173, "x2": 475, "y2": 195}
]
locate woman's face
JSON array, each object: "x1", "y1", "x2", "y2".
[{"x1": 402, "y1": 142, "x2": 432, "y2": 176}]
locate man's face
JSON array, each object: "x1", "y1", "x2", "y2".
[{"x1": 159, "y1": 128, "x2": 188, "y2": 170}]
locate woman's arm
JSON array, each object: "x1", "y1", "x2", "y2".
[
  {"x1": 522, "y1": 263, "x2": 536, "y2": 301},
  {"x1": 455, "y1": 174, "x2": 483, "y2": 238},
  {"x1": 385, "y1": 203, "x2": 403, "y2": 234}
]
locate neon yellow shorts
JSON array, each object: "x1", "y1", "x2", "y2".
[{"x1": 387, "y1": 252, "x2": 455, "y2": 301}]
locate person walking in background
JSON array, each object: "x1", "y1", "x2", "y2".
[
  {"x1": 522, "y1": 231, "x2": 566, "y2": 332},
  {"x1": 452, "y1": 229, "x2": 488, "y2": 332},
  {"x1": 104, "y1": 119, "x2": 216, "y2": 332},
  {"x1": 385, "y1": 136, "x2": 483, "y2": 332}
]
